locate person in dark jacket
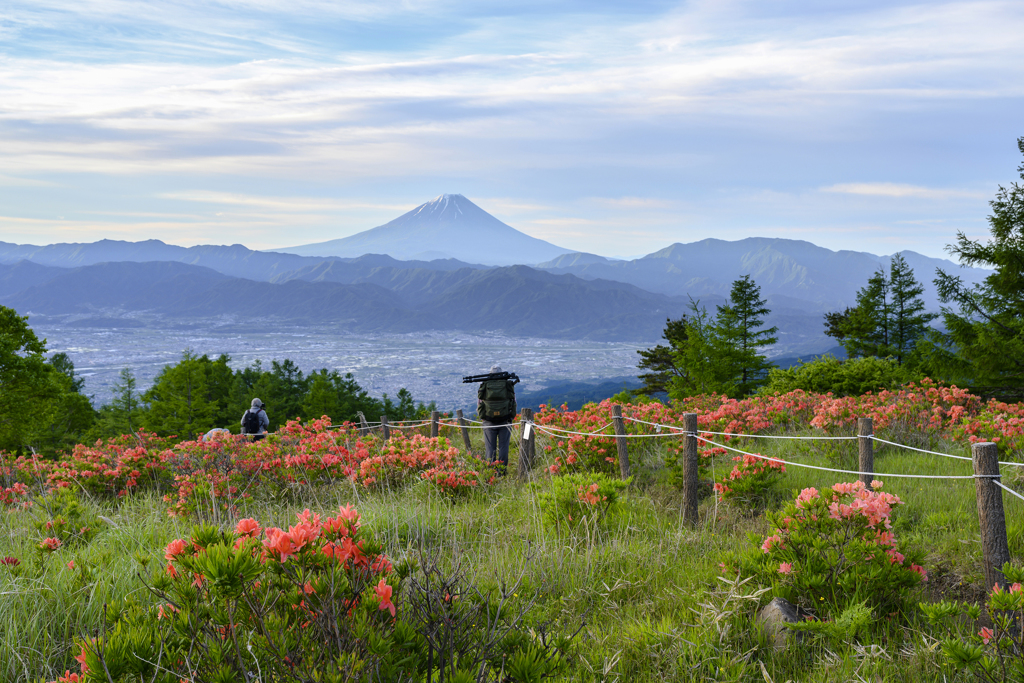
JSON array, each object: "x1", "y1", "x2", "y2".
[
  {"x1": 478, "y1": 365, "x2": 517, "y2": 472},
  {"x1": 241, "y1": 398, "x2": 269, "y2": 441}
]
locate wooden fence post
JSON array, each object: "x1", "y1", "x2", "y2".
[
  {"x1": 611, "y1": 405, "x2": 631, "y2": 479},
  {"x1": 858, "y1": 417, "x2": 874, "y2": 488},
  {"x1": 357, "y1": 411, "x2": 370, "y2": 436},
  {"x1": 683, "y1": 412, "x2": 699, "y2": 527},
  {"x1": 518, "y1": 408, "x2": 534, "y2": 481},
  {"x1": 380, "y1": 415, "x2": 390, "y2": 442},
  {"x1": 430, "y1": 411, "x2": 439, "y2": 439},
  {"x1": 456, "y1": 409, "x2": 472, "y2": 453},
  {"x1": 973, "y1": 441, "x2": 1010, "y2": 591}
]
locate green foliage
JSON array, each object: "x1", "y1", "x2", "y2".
[
  {"x1": 537, "y1": 472, "x2": 630, "y2": 529},
  {"x1": 35, "y1": 487, "x2": 101, "y2": 553},
  {"x1": 932, "y1": 137, "x2": 1024, "y2": 395},
  {"x1": 643, "y1": 276, "x2": 777, "y2": 400},
  {"x1": 714, "y1": 274, "x2": 779, "y2": 395},
  {"x1": 921, "y1": 563, "x2": 1024, "y2": 683},
  {"x1": 141, "y1": 349, "x2": 224, "y2": 440},
  {"x1": 135, "y1": 352, "x2": 429, "y2": 440},
  {"x1": 825, "y1": 254, "x2": 936, "y2": 367},
  {"x1": 759, "y1": 355, "x2": 921, "y2": 397},
  {"x1": 636, "y1": 315, "x2": 689, "y2": 396},
  {"x1": 0, "y1": 307, "x2": 94, "y2": 454}
]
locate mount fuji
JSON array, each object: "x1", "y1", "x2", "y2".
[{"x1": 275, "y1": 194, "x2": 575, "y2": 266}]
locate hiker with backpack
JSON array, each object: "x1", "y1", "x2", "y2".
[
  {"x1": 476, "y1": 365, "x2": 518, "y2": 473},
  {"x1": 241, "y1": 398, "x2": 269, "y2": 441}
]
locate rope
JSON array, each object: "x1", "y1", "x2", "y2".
[
  {"x1": 995, "y1": 480, "x2": 1024, "y2": 504},
  {"x1": 692, "y1": 434, "x2": 991, "y2": 480},
  {"x1": 533, "y1": 424, "x2": 669, "y2": 439},
  {"x1": 622, "y1": 417, "x2": 856, "y2": 438},
  {"x1": 535, "y1": 422, "x2": 614, "y2": 436},
  {"x1": 870, "y1": 436, "x2": 1024, "y2": 468}
]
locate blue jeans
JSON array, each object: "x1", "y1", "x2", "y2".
[{"x1": 482, "y1": 420, "x2": 512, "y2": 469}]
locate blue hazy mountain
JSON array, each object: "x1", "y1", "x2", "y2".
[
  {"x1": 275, "y1": 194, "x2": 574, "y2": 266},
  {"x1": 536, "y1": 237, "x2": 989, "y2": 311}
]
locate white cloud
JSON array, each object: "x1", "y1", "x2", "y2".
[{"x1": 821, "y1": 183, "x2": 988, "y2": 200}]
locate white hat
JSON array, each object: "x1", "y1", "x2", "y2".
[{"x1": 490, "y1": 365, "x2": 502, "y2": 373}]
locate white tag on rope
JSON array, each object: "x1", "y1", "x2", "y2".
[{"x1": 524, "y1": 423, "x2": 533, "y2": 439}]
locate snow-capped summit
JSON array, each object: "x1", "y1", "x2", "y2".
[{"x1": 276, "y1": 195, "x2": 573, "y2": 266}]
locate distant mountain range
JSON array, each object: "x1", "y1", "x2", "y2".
[
  {"x1": 276, "y1": 194, "x2": 574, "y2": 265},
  {"x1": 0, "y1": 193, "x2": 992, "y2": 354}
]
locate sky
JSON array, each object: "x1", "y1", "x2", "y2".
[{"x1": 1, "y1": 0, "x2": 1022, "y2": 259}]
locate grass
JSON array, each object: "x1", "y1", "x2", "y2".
[{"x1": 1, "y1": 420, "x2": 1017, "y2": 682}]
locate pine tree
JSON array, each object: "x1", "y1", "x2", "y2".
[
  {"x1": 637, "y1": 316, "x2": 690, "y2": 396},
  {"x1": 713, "y1": 275, "x2": 778, "y2": 395},
  {"x1": 111, "y1": 368, "x2": 142, "y2": 434},
  {"x1": 828, "y1": 256, "x2": 934, "y2": 366},
  {"x1": 143, "y1": 349, "x2": 220, "y2": 440},
  {"x1": 888, "y1": 253, "x2": 937, "y2": 366},
  {"x1": 663, "y1": 299, "x2": 737, "y2": 399},
  {"x1": 933, "y1": 136, "x2": 1024, "y2": 394}
]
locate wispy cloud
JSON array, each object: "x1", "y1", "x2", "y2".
[{"x1": 821, "y1": 183, "x2": 988, "y2": 200}]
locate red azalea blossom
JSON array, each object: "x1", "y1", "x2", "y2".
[{"x1": 375, "y1": 578, "x2": 396, "y2": 617}]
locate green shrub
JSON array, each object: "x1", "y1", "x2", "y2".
[
  {"x1": 537, "y1": 472, "x2": 630, "y2": 529},
  {"x1": 760, "y1": 355, "x2": 921, "y2": 397}
]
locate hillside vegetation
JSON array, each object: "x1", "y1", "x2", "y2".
[{"x1": 3, "y1": 385, "x2": 1024, "y2": 682}]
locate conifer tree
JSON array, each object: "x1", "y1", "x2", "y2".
[
  {"x1": 713, "y1": 275, "x2": 778, "y2": 395},
  {"x1": 888, "y1": 253, "x2": 937, "y2": 365},
  {"x1": 933, "y1": 136, "x2": 1024, "y2": 393},
  {"x1": 143, "y1": 349, "x2": 220, "y2": 440},
  {"x1": 826, "y1": 254, "x2": 933, "y2": 366}
]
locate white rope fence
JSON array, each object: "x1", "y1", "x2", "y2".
[{"x1": 691, "y1": 434, "x2": 991, "y2": 481}]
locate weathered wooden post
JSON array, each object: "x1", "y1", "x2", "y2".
[
  {"x1": 974, "y1": 442, "x2": 1010, "y2": 590},
  {"x1": 611, "y1": 405, "x2": 631, "y2": 479},
  {"x1": 430, "y1": 410, "x2": 439, "y2": 438},
  {"x1": 683, "y1": 412, "x2": 699, "y2": 527},
  {"x1": 858, "y1": 417, "x2": 874, "y2": 488},
  {"x1": 518, "y1": 408, "x2": 534, "y2": 481},
  {"x1": 380, "y1": 415, "x2": 390, "y2": 442},
  {"x1": 456, "y1": 409, "x2": 472, "y2": 453},
  {"x1": 357, "y1": 411, "x2": 370, "y2": 436}
]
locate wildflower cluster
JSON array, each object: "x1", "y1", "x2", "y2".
[
  {"x1": 725, "y1": 480, "x2": 925, "y2": 617},
  {"x1": 7, "y1": 419, "x2": 492, "y2": 519},
  {"x1": 713, "y1": 453, "x2": 786, "y2": 504},
  {"x1": 0, "y1": 481, "x2": 30, "y2": 509}
]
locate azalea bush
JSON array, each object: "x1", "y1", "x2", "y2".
[
  {"x1": 713, "y1": 453, "x2": 786, "y2": 506},
  {"x1": 52, "y1": 504, "x2": 573, "y2": 683},
  {"x1": 5, "y1": 419, "x2": 495, "y2": 520},
  {"x1": 0, "y1": 481, "x2": 29, "y2": 509},
  {"x1": 35, "y1": 488, "x2": 100, "y2": 554},
  {"x1": 724, "y1": 481, "x2": 926, "y2": 618},
  {"x1": 537, "y1": 472, "x2": 631, "y2": 529},
  {"x1": 920, "y1": 564, "x2": 1024, "y2": 683}
]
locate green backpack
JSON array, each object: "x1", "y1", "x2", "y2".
[{"x1": 479, "y1": 379, "x2": 515, "y2": 420}]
